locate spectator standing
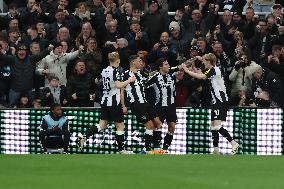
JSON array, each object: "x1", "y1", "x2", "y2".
[
  {"x1": 40, "y1": 76, "x2": 67, "y2": 107},
  {"x1": 0, "y1": 43, "x2": 51, "y2": 107},
  {"x1": 148, "y1": 32, "x2": 177, "y2": 68},
  {"x1": 78, "y1": 37, "x2": 103, "y2": 79},
  {"x1": 66, "y1": 60, "x2": 97, "y2": 107},
  {"x1": 229, "y1": 53, "x2": 260, "y2": 100},
  {"x1": 252, "y1": 66, "x2": 284, "y2": 106},
  {"x1": 142, "y1": 0, "x2": 169, "y2": 46},
  {"x1": 19, "y1": 0, "x2": 49, "y2": 31},
  {"x1": 36, "y1": 42, "x2": 82, "y2": 86},
  {"x1": 73, "y1": 2, "x2": 92, "y2": 26},
  {"x1": 75, "y1": 22, "x2": 96, "y2": 47},
  {"x1": 125, "y1": 18, "x2": 151, "y2": 53},
  {"x1": 45, "y1": 8, "x2": 79, "y2": 41},
  {"x1": 168, "y1": 21, "x2": 191, "y2": 63}
]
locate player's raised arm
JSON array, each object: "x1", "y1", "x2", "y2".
[
  {"x1": 144, "y1": 72, "x2": 158, "y2": 88},
  {"x1": 181, "y1": 63, "x2": 207, "y2": 80},
  {"x1": 115, "y1": 76, "x2": 136, "y2": 89}
]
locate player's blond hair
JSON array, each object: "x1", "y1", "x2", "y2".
[
  {"x1": 108, "y1": 52, "x2": 120, "y2": 63},
  {"x1": 202, "y1": 53, "x2": 217, "y2": 66}
]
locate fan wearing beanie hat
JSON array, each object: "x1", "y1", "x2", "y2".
[
  {"x1": 148, "y1": 0, "x2": 159, "y2": 7},
  {"x1": 16, "y1": 44, "x2": 28, "y2": 60},
  {"x1": 169, "y1": 21, "x2": 180, "y2": 31},
  {"x1": 148, "y1": 0, "x2": 160, "y2": 12}
]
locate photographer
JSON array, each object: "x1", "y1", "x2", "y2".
[
  {"x1": 267, "y1": 45, "x2": 284, "y2": 65},
  {"x1": 264, "y1": 45, "x2": 284, "y2": 88},
  {"x1": 251, "y1": 66, "x2": 284, "y2": 106},
  {"x1": 229, "y1": 53, "x2": 260, "y2": 101}
]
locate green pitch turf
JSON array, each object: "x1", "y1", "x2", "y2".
[{"x1": 0, "y1": 155, "x2": 283, "y2": 189}]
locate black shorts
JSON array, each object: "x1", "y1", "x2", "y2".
[
  {"x1": 211, "y1": 102, "x2": 228, "y2": 121},
  {"x1": 100, "y1": 104, "x2": 124, "y2": 123},
  {"x1": 130, "y1": 102, "x2": 158, "y2": 124},
  {"x1": 154, "y1": 104, "x2": 177, "y2": 123}
]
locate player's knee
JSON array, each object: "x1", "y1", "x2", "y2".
[
  {"x1": 167, "y1": 122, "x2": 175, "y2": 132},
  {"x1": 99, "y1": 123, "x2": 108, "y2": 129},
  {"x1": 156, "y1": 124, "x2": 162, "y2": 129},
  {"x1": 115, "y1": 122, "x2": 124, "y2": 131},
  {"x1": 168, "y1": 126, "x2": 175, "y2": 133},
  {"x1": 145, "y1": 120, "x2": 154, "y2": 130},
  {"x1": 153, "y1": 118, "x2": 162, "y2": 127},
  {"x1": 210, "y1": 125, "x2": 221, "y2": 131}
]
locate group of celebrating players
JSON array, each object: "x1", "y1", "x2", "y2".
[{"x1": 76, "y1": 51, "x2": 240, "y2": 155}]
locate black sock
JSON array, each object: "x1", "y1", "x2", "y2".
[
  {"x1": 144, "y1": 134, "x2": 153, "y2": 151},
  {"x1": 218, "y1": 127, "x2": 233, "y2": 142},
  {"x1": 115, "y1": 134, "x2": 125, "y2": 151},
  {"x1": 163, "y1": 133, "x2": 173, "y2": 150},
  {"x1": 86, "y1": 125, "x2": 98, "y2": 139},
  {"x1": 63, "y1": 131, "x2": 71, "y2": 152},
  {"x1": 39, "y1": 131, "x2": 47, "y2": 151},
  {"x1": 211, "y1": 130, "x2": 219, "y2": 147},
  {"x1": 153, "y1": 130, "x2": 162, "y2": 148}
]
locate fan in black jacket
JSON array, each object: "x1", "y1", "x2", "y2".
[
  {"x1": 0, "y1": 43, "x2": 51, "y2": 106},
  {"x1": 252, "y1": 67, "x2": 284, "y2": 107},
  {"x1": 66, "y1": 59, "x2": 97, "y2": 107}
]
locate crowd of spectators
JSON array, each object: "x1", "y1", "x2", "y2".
[{"x1": 0, "y1": 0, "x2": 283, "y2": 108}]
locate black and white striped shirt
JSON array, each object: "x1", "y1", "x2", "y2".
[
  {"x1": 146, "y1": 72, "x2": 176, "y2": 106},
  {"x1": 101, "y1": 66, "x2": 121, "y2": 106},
  {"x1": 204, "y1": 66, "x2": 228, "y2": 104},
  {"x1": 123, "y1": 70, "x2": 147, "y2": 104}
]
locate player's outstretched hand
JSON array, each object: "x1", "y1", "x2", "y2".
[
  {"x1": 128, "y1": 76, "x2": 136, "y2": 83},
  {"x1": 179, "y1": 63, "x2": 186, "y2": 70},
  {"x1": 196, "y1": 56, "x2": 203, "y2": 61},
  {"x1": 181, "y1": 63, "x2": 189, "y2": 72}
]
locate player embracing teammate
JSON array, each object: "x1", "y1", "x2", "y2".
[
  {"x1": 77, "y1": 52, "x2": 136, "y2": 154},
  {"x1": 145, "y1": 58, "x2": 184, "y2": 153},
  {"x1": 121, "y1": 55, "x2": 164, "y2": 154},
  {"x1": 77, "y1": 52, "x2": 239, "y2": 155},
  {"x1": 181, "y1": 53, "x2": 239, "y2": 155}
]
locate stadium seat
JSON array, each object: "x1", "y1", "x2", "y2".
[{"x1": 45, "y1": 135, "x2": 64, "y2": 154}]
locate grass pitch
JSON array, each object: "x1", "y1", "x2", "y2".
[{"x1": 0, "y1": 155, "x2": 283, "y2": 189}]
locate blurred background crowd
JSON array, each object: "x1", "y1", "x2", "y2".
[{"x1": 0, "y1": 0, "x2": 283, "y2": 108}]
